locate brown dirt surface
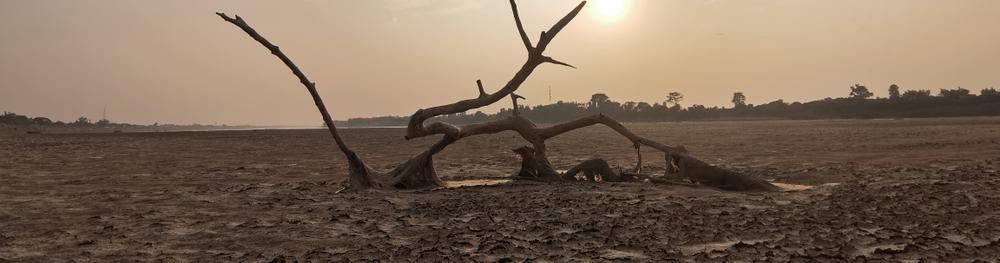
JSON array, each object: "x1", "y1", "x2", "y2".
[{"x1": 2, "y1": 117, "x2": 1000, "y2": 261}]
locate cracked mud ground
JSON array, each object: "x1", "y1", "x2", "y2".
[{"x1": 2, "y1": 118, "x2": 1000, "y2": 261}]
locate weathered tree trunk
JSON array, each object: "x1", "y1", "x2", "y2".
[{"x1": 671, "y1": 154, "x2": 779, "y2": 192}]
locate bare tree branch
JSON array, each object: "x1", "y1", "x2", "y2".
[
  {"x1": 476, "y1": 79, "x2": 487, "y2": 98},
  {"x1": 634, "y1": 144, "x2": 643, "y2": 174},
  {"x1": 411, "y1": 113, "x2": 684, "y2": 162},
  {"x1": 404, "y1": 1, "x2": 586, "y2": 140},
  {"x1": 216, "y1": 12, "x2": 378, "y2": 188},
  {"x1": 509, "y1": 0, "x2": 534, "y2": 52},
  {"x1": 510, "y1": 93, "x2": 526, "y2": 116},
  {"x1": 537, "y1": 114, "x2": 685, "y2": 154},
  {"x1": 542, "y1": 56, "x2": 577, "y2": 69},
  {"x1": 535, "y1": 1, "x2": 587, "y2": 53}
]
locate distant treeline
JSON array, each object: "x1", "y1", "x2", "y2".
[
  {"x1": 336, "y1": 85, "x2": 1000, "y2": 127},
  {"x1": 0, "y1": 113, "x2": 252, "y2": 133}
]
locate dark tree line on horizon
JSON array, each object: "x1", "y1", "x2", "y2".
[
  {"x1": 5, "y1": 85, "x2": 999, "y2": 129},
  {"x1": 0, "y1": 113, "x2": 123, "y2": 127},
  {"x1": 337, "y1": 85, "x2": 1000, "y2": 127},
  {"x1": 0, "y1": 112, "x2": 247, "y2": 133}
]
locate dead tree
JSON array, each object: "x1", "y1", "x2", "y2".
[{"x1": 217, "y1": 0, "x2": 778, "y2": 192}]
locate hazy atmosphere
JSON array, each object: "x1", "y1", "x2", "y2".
[
  {"x1": 3, "y1": 0, "x2": 999, "y2": 125},
  {"x1": 5, "y1": 1, "x2": 1000, "y2": 261}
]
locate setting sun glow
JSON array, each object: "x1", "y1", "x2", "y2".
[{"x1": 593, "y1": 0, "x2": 628, "y2": 22}]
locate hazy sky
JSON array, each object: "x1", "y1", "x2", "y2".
[{"x1": 2, "y1": 0, "x2": 999, "y2": 125}]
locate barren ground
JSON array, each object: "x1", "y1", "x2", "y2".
[{"x1": 2, "y1": 118, "x2": 1000, "y2": 262}]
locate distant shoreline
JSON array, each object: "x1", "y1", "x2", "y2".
[
  {"x1": 0, "y1": 124, "x2": 407, "y2": 135},
  {"x1": 6, "y1": 116, "x2": 1000, "y2": 136},
  {"x1": 336, "y1": 115, "x2": 1000, "y2": 128}
]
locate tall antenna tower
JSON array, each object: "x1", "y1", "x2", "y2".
[
  {"x1": 102, "y1": 105, "x2": 107, "y2": 120},
  {"x1": 548, "y1": 85, "x2": 552, "y2": 104}
]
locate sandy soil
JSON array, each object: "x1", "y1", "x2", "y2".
[{"x1": 2, "y1": 117, "x2": 1000, "y2": 261}]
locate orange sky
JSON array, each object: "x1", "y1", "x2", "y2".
[{"x1": 2, "y1": 0, "x2": 999, "y2": 125}]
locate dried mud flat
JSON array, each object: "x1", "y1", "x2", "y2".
[{"x1": 2, "y1": 118, "x2": 1000, "y2": 262}]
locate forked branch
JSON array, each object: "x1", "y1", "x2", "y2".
[
  {"x1": 476, "y1": 80, "x2": 487, "y2": 98},
  {"x1": 404, "y1": 1, "x2": 587, "y2": 140},
  {"x1": 509, "y1": 0, "x2": 533, "y2": 52}
]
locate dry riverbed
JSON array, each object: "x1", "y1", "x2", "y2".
[{"x1": 2, "y1": 118, "x2": 1000, "y2": 261}]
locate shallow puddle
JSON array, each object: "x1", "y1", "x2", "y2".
[
  {"x1": 772, "y1": 182, "x2": 814, "y2": 192},
  {"x1": 679, "y1": 238, "x2": 773, "y2": 256},
  {"x1": 444, "y1": 179, "x2": 513, "y2": 188}
]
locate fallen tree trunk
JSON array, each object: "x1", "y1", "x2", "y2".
[
  {"x1": 507, "y1": 113, "x2": 778, "y2": 191},
  {"x1": 217, "y1": 1, "x2": 778, "y2": 192},
  {"x1": 671, "y1": 154, "x2": 779, "y2": 191}
]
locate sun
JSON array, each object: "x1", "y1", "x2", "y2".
[{"x1": 593, "y1": 0, "x2": 628, "y2": 22}]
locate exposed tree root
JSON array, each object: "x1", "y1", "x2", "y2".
[
  {"x1": 564, "y1": 159, "x2": 629, "y2": 182},
  {"x1": 513, "y1": 146, "x2": 561, "y2": 179},
  {"x1": 385, "y1": 152, "x2": 442, "y2": 189},
  {"x1": 345, "y1": 150, "x2": 379, "y2": 189},
  {"x1": 383, "y1": 136, "x2": 455, "y2": 189}
]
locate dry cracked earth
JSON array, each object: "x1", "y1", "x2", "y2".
[{"x1": 2, "y1": 118, "x2": 1000, "y2": 261}]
